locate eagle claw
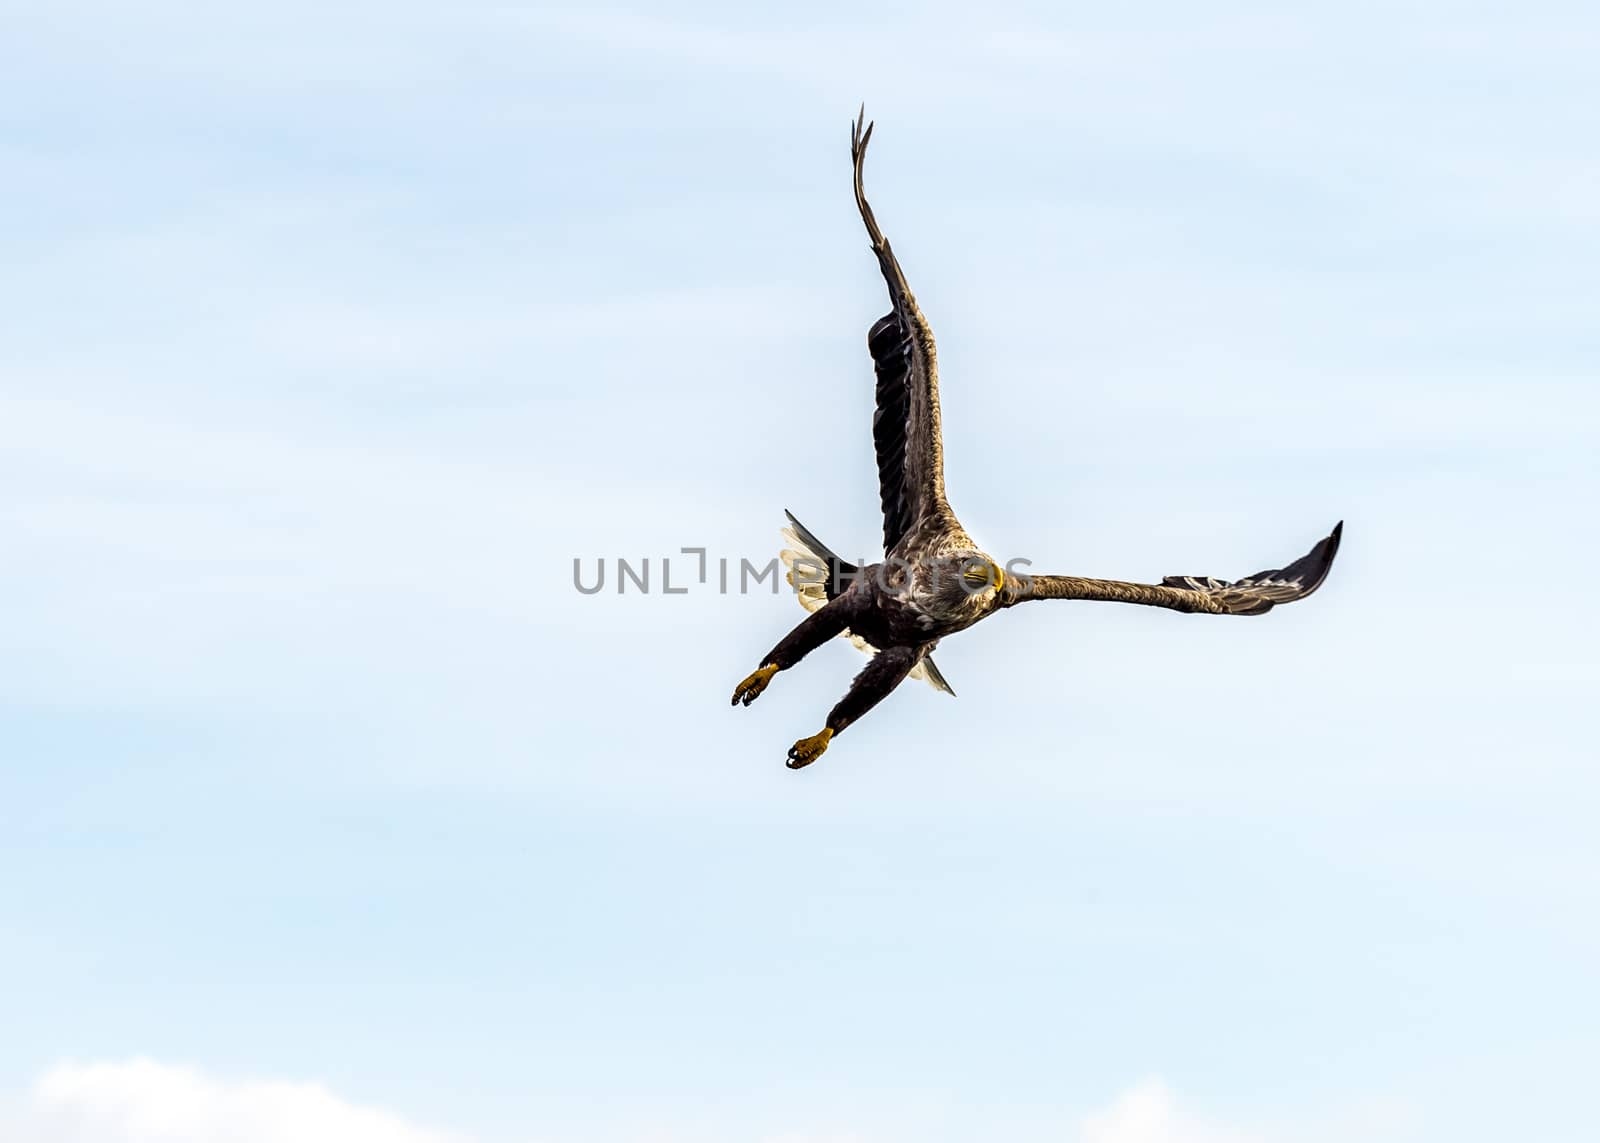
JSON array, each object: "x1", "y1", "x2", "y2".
[
  {"x1": 731, "y1": 664, "x2": 778, "y2": 707},
  {"x1": 786, "y1": 728, "x2": 834, "y2": 769}
]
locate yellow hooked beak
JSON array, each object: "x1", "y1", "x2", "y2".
[{"x1": 963, "y1": 561, "x2": 1005, "y2": 592}]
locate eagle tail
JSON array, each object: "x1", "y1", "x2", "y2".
[{"x1": 778, "y1": 511, "x2": 955, "y2": 697}]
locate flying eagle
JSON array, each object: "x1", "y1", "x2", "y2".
[{"x1": 732, "y1": 110, "x2": 1343, "y2": 769}]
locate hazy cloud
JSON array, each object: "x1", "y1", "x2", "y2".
[{"x1": 4, "y1": 1063, "x2": 1308, "y2": 1143}]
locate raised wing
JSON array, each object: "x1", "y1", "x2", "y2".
[
  {"x1": 1009, "y1": 522, "x2": 1343, "y2": 616},
  {"x1": 779, "y1": 510, "x2": 956, "y2": 695},
  {"x1": 852, "y1": 109, "x2": 964, "y2": 557}
]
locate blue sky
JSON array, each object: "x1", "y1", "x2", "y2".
[{"x1": 2, "y1": 2, "x2": 1597, "y2": 1141}]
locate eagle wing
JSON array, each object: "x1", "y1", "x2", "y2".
[
  {"x1": 852, "y1": 110, "x2": 967, "y2": 558},
  {"x1": 1012, "y1": 522, "x2": 1343, "y2": 616}
]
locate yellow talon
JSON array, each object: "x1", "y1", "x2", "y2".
[
  {"x1": 786, "y1": 728, "x2": 833, "y2": 769},
  {"x1": 732, "y1": 663, "x2": 779, "y2": 707}
]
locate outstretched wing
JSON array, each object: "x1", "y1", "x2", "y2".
[
  {"x1": 852, "y1": 109, "x2": 964, "y2": 557},
  {"x1": 1010, "y1": 522, "x2": 1343, "y2": 616},
  {"x1": 779, "y1": 510, "x2": 956, "y2": 696}
]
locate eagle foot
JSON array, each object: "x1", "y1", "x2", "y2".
[
  {"x1": 786, "y1": 728, "x2": 834, "y2": 769},
  {"x1": 731, "y1": 664, "x2": 779, "y2": 707}
]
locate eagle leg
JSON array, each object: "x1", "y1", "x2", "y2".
[
  {"x1": 731, "y1": 596, "x2": 852, "y2": 708},
  {"x1": 786, "y1": 644, "x2": 923, "y2": 769}
]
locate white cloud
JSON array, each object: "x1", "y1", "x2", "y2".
[
  {"x1": 1078, "y1": 1081, "x2": 1262, "y2": 1143},
  {"x1": 1072, "y1": 1081, "x2": 1422, "y2": 1143},
  {"x1": 8, "y1": 1059, "x2": 464, "y2": 1143}
]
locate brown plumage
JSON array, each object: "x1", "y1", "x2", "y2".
[{"x1": 734, "y1": 109, "x2": 1343, "y2": 769}]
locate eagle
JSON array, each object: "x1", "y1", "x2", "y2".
[{"x1": 732, "y1": 110, "x2": 1343, "y2": 769}]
